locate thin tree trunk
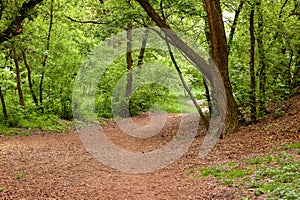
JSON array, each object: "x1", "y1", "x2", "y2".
[
  {"x1": 165, "y1": 37, "x2": 209, "y2": 129},
  {"x1": 256, "y1": 1, "x2": 266, "y2": 117},
  {"x1": 39, "y1": 0, "x2": 53, "y2": 110},
  {"x1": 227, "y1": 1, "x2": 245, "y2": 55},
  {"x1": 21, "y1": 48, "x2": 39, "y2": 107},
  {"x1": 0, "y1": 86, "x2": 8, "y2": 120},
  {"x1": 249, "y1": 4, "x2": 256, "y2": 124},
  {"x1": 125, "y1": 22, "x2": 133, "y2": 117},
  {"x1": 12, "y1": 46, "x2": 25, "y2": 107},
  {"x1": 136, "y1": 28, "x2": 149, "y2": 70},
  {"x1": 125, "y1": 23, "x2": 133, "y2": 99}
]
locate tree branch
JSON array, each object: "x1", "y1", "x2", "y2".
[
  {"x1": 0, "y1": 0, "x2": 43, "y2": 44},
  {"x1": 65, "y1": 15, "x2": 111, "y2": 25}
]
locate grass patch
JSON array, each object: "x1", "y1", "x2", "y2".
[
  {"x1": 188, "y1": 146, "x2": 300, "y2": 199},
  {"x1": 191, "y1": 165, "x2": 252, "y2": 187},
  {"x1": 14, "y1": 171, "x2": 26, "y2": 180},
  {"x1": 282, "y1": 142, "x2": 300, "y2": 150}
]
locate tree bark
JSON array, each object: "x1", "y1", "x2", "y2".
[
  {"x1": 0, "y1": 86, "x2": 8, "y2": 120},
  {"x1": 39, "y1": 0, "x2": 53, "y2": 110},
  {"x1": 249, "y1": 4, "x2": 257, "y2": 124},
  {"x1": 12, "y1": 46, "x2": 25, "y2": 107},
  {"x1": 21, "y1": 48, "x2": 39, "y2": 107},
  {"x1": 203, "y1": 0, "x2": 240, "y2": 136},
  {"x1": 136, "y1": 0, "x2": 240, "y2": 136}
]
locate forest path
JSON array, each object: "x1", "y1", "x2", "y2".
[{"x1": 0, "y1": 95, "x2": 299, "y2": 199}]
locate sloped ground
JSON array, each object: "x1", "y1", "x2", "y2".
[{"x1": 0, "y1": 95, "x2": 299, "y2": 199}]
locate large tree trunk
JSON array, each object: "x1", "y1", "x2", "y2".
[
  {"x1": 12, "y1": 46, "x2": 25, "y2": 107},
  {"x1": 249, "y1": 4, "x2": 257, "y2": 124},
  {"x1": 0, "y1": 86, "x2": 8, "y2": 120},
  {"x1": 135, "y1": 0, "x2": 240, "y2": 136},
  {"x1": 21, "y1": 48, "x2": 39, "y2": 107},
  {"x1": 203, "y1": 0, "x2": 240, "y2": 135}
]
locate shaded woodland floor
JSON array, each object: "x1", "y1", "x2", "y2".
[{"x1": 0, "y1": 95, "x2": 299, "y2": 199}]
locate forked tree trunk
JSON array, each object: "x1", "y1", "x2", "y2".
[
  {"x1": 12, "y1": 46, "x2": 25, "y2": 107},
  {"x1": 249, "y1": 4, "x2": 257, "y2": 124}
]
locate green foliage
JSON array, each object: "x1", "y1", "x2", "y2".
[{"x1": 0, "y1": 107, "x2": 72, "y2": 135}]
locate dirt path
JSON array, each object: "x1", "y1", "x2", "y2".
[{"x1": 0, "y1": 96, "x2": 299, "y2": 199}]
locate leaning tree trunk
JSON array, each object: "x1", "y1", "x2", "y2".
[
  {"x1": 0, "y1": 86, "x2": 8, "y2": 120},
  {"x1": 135, "y1": 0, "x2": 240, "y2": 136},
  {"x1": 12, "y1": 46, "x2": 25, "y2": 107},
  {"x1": 203, "y1": 0, "x2": 240, "y2": 136}
]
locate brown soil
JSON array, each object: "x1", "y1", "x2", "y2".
[{"x1": 0, "y1": 95, "x2": 299, "y2": 199}]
